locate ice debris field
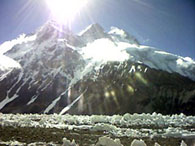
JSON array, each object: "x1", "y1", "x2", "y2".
[{"x1": 0, "y1": 113, "x2": 195, "y2": 146}]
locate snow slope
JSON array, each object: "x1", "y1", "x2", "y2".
[
  {"x1": 79, "y1": 25, "x2": 195, "y2": 81},
  {"x1": 0, "y1": 55, "x2": 21, "y2": 72},
  {"x1": 0, "y1": 33, "x2": 36, "y2": 80},
  {"x1": 0, "y1": 55, "x2": 21, "y2": 82},
  {"x1": 78, "y1": 23, "x2": 195, "y2": 81},
  {"x1": 104, "y1": 40, "x2": 195, "y2": 80}
]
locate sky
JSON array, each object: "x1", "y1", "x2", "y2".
[{"x1": 0, "y1": 0, "x2": 194, "y2": 59}]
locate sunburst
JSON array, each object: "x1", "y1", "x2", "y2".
[{"x1": 45, "y1": 0, "x2": 88, "y2": 24}]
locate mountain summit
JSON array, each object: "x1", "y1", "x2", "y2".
[{"x1": 0, "y1": 22, "x2": 194, "y2": 115}]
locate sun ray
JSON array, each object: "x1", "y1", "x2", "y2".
[{"x1": 45, "y1": 0, "x2": 88, "y2": 25}]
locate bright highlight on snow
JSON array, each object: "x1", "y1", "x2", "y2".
[
  {"x1": 45, "y1": 0, "x2": 88, "y2": 24},
  {"x1": 82, "y1": 39, "x2": 130, "y2": 62},
  {"x1": 0, "y1": 55, "x2": 21, "y2": 72}
]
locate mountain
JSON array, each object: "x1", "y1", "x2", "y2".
[{"x1": 0, "y1": 21, "x2": 194, "y2": 115}]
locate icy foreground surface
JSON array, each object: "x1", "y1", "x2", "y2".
[
  {"x1": 0, "y1": 138, "x2": 189, "y2": 146},
  {"x1": 0, "y1": 113, "x2": 194, "y2": 145},
  {"x1": 1, "y1": 113, "x2": 195, "y2": 138}
]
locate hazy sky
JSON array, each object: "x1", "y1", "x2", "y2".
[{"x1": 0, "y1": 0, "x2": 194, "y2": 59}]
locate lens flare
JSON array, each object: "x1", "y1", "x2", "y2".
[{"x1": 45, "y1": 0, "x2": 87, "y2": 24}]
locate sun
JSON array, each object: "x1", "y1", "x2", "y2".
[{"x1": 45, "y1": 0, "x2": 88, "y2": 24}]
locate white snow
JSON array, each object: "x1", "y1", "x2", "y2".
[
  {"x1": 130, "y1": 139, "x2": 147, "y2": 146},
  {"x1": 154, "y1": 142, "x2": 161, "y2": 146},
  {"x1": 44, "y1": 87, "x2": 71, "y2": 114},
  {"x1": 27, "y1": 95, "x2": 38, "y2": 105},
  {"x1": 79, "y1": 32, "x2": 195, "y2": 80},
  {"x1": 180, "y1": 140, "x2": 187, "y2": 146},
  {"x1": 94, "y1": 136, "x2": 123, "y2": 146},
  {"x1": 144, "y1": 68, "x2": 148, "y2": 73},
  {"x1": 176, "y1": 57, "x2": 194, "y2": 69},
  {"x1": 1, "y1": 22, "x2": 194, "y2": 86},
  {"x1": 129, "y1": 65, "x2": 136, "y2": 73},
  {"x1": 78, "y1": 24, "x2": 95, "y2": 36},
  {"x1": 0, "y1": 34, "x2": 37, "y2": 55},
  {"x1": 44, "y1": 97, "x2": 62, "y2": 114},
  {"x1": 0, "y1": 141, "x2": 25, "y2": 146},
  {"x1": 123, "y1": 43, "x2": 195, "y2": 80},
  {"x1": 59, "y1": 89, "x2": 87, "y2": 115},
  {"x1": 108, "y1": 26, "x2": 139, "y2": 45},
  {"x1": 0, "y1": 69, "x2": 12, "y2": 81},
  {"x1": 0, "y1": 94, "x2": 19, "y2": 110},
  {"x1": 109, "y1": 27, "x2": 128, "y2": 38},
  {"x1": 62, "y1": 138, "x2": 78, "y2": 146},
  {"x1": 0, "y1": 71, "x2": 24, "y2": 110},
  {"x1": 81, "y1": 38, "x2": 129, "y2": 62},
  {"x1": 0, "y1": 55, "x2": 21, "y2": 71}
]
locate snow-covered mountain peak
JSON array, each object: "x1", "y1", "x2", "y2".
[
  {"x1": 1, "y1": 21, "x2": 195, "y2": 82},
  {"x1": 34, "y1": 21, "x2": 83, "y2": 48},
  {"x1": 108, "y1": 26, "x2": 139, "y2": 45},
  {"x1": 79, "y1": 23, "x2": 104, "y2": 36},
  {"x1": 109, "y1": 27, "x2": 128, "y2": 38},
  {"x1": 38, "y1": 20, "x2": 70, "y2": 34},
  {"x1": 79, "y1": 23, "x2": 107, "y2": 43},
  {"x1": 36, "y1": 21, "x2": 71, "y2": 42}
]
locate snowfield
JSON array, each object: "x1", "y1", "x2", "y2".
[{"x1": 0, "y1": 113, "x2": 194, "y2": 145}]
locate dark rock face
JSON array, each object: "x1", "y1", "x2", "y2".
[
  {"x1": 67, "y1": 61, "x2": 195, "y2": 115},
  {"x1": 0, "y1": 22, "x2": 194, "y2": 115}
]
